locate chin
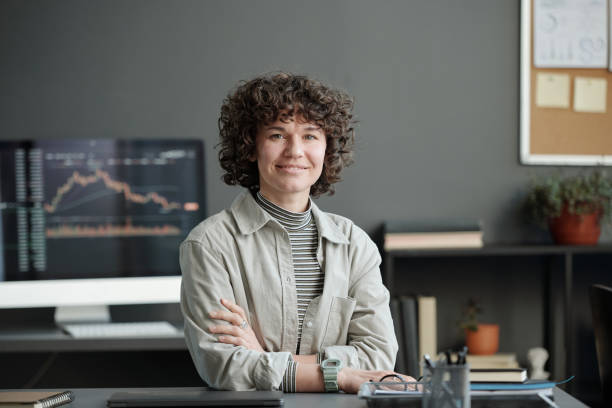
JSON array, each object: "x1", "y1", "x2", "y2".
[{"x1": 275, "y1": 183, "x2": 313, "y2": 195}]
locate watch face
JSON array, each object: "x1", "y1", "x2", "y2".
[{"x1": 322, "y1": 358, "x2": 342, "y2": 369}]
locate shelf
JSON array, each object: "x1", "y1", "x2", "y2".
[
  {"x1": 0, "y1": 327, "x2": 187, "y2": 352},
  {"x1": 384, "y1": 244, "x2": 612, "y2": 258},
  {"x1": 382, "y1": 243, "x2": 612, "y2": 393}
]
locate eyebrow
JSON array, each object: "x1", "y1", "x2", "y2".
[{"x1": 264, "y1": 125, "x2": 322, "y2": 131}]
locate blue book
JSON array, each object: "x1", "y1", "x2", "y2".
[{"x1": 470, "y1": 376, "x2": 573, "y2": 391}]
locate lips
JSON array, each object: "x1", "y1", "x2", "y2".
[{"x1": 276, "y1": 165, "x2": 308, "y2": 170}]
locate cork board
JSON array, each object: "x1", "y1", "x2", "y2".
[{"x1": 520, "y1": 0, "x2": 612, "y2": 165}]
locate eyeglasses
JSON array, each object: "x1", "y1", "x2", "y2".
[{"x1": 369, "y1": 374, "x2": 422, "y2": 393}]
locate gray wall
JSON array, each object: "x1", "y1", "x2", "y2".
[
  {"x1": 2, "y1": 2, "x2": 609, "y2": 400},
  {"x1": 0, "y1": 0, "x2": 600, "y2": 242}
]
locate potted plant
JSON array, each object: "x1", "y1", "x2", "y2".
[
  {"x1": 525, "y1": 170, "x2": 612, "y2": 245},
  {"x1": 459, "y1": 298, "x2": 499, "y2": 355}
]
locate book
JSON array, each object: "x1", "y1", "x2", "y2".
[
  {"x1": 470, "y1": 380, "x2": 556, "y2": 391},
  {"x1": 400, "y1": 296, "x2": 419, "y2": 377},
  {"x1": 383, "y1": 220, "x2": 483, "y2": 234},
  {"x1": 417, "y1": 296, "x2": 437, "y2": 374},
  {"x1": 471, "y1": 376, "x2": 573, "y2": 392},
  {"x1": 465, "y1": 353, "x2": 519, "y2": 369},
  {"x1": 382, "y1": 220, "x2": 483, "y2": 250},
  {"x1": 0, "y1": 391, "x2": 73, "y2": 408},
  {"x1": 390, "y1": 298, "x2": 406, "y2": 373},
  {"x1": 469, "y1": 368, "x2": 527, "y2": 383},
  {"x1": 384, "y1": 231, "x2": 483, "y2": 250}
]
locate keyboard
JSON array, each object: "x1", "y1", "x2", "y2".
[{"x1": 62, "y1": 321, "x2": 180, "y2": 338}]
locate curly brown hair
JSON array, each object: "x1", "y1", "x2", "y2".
[{"x1": 217, "y1": 72, "x2": 355, "y2": 197}]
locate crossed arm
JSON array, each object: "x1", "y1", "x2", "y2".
[{"x1": 208, "y1": 298, "x2": 415, "y2": 393}]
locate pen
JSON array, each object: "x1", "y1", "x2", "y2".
[
  {"x1": 424, "y1": 354, "x2": 435, "y2": 369},
  {"x1": 444, "y1": 350, "x2": 452, "y2": 365},
  {"x1": 458, "y1": 346, "x2": 468, "y2": 365}
]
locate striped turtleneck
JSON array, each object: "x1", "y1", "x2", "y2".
[{"x1": 255, "y1": 191, "x2": 324, "y2": 353}]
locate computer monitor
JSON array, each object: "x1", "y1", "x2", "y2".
[{"x1": 0, "y1": 139, "x2": 205, "y2": 324}]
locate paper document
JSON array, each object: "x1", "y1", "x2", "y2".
[
  {"x1": 534, "y1": 0, "x2": 607, "y2": 68},
  {"x1": 574, "y1": 77, "x2": 607, "y2": 113},
  {"x1": 536, "y1": 73, "x2": 570, "y2": 108}
]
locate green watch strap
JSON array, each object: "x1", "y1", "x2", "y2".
[{"x1": 321, "y1": 358, "x2": 343, "y2": 392}]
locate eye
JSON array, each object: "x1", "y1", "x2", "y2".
[
  {"x1": 269, "y1": 133, "x2": 284, "y2": 140},
  {"x1": 304, "y1": 134, "x2": 318, "y2": 140}
]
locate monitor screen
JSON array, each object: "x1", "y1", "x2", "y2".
[{"x1": 0, "y1": 139, "x2": 205, "y2": 314}]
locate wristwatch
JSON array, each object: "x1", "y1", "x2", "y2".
[{"x1": 321, "y1": 358, "x2": 343, "y2": 392}]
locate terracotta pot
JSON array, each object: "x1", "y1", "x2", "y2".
[
  {"x1": 549, "y1": 206, "x2": 601, "y2": 245},
  {"x1": 465, "y1": 323, "x2": 499, "y2": 355}
]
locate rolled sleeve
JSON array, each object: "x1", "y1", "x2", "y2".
[
  {"x1": 322, "y1": 345, "x2": 359, "y2": 367},
  {"x1": 180, "y1": 239, "x2": 291, "y2": 390},
  {"x1": 253, "y1": 351, "x2": 293, "y2": 390}
]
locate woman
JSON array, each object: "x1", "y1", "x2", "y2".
[{"x1": 180, "y1": 72, "x2": 413, "y2": 393}]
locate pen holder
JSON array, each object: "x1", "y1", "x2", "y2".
[{"x1": 422, "y1": 362, "x2": 470, "y2": 408}]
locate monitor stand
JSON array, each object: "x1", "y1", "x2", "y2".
[{"x1": 54, "y1": 305, "x2": 111, "y2": 326}]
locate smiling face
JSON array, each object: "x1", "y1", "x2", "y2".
[{"x1": 252, "y1": 114, "x2": 327, "y2": 211}]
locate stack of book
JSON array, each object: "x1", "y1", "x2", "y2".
[
  {"x1": 382, "y1": 220, "x2": 483, "y2": 251},
  {"x1": 465, "y1": 353, "x2": 519, "y2": 369},
  {"x1": 390, "y1": 295, "x2": 437, "y2": 377}
]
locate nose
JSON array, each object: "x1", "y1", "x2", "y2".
[{"x1": 284, "y1": 136, "x2": 304, "y2": 157}]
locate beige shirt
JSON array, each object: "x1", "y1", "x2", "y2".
[{"x1": 179, "y1": 191, "x2": 398, "y2": 390}]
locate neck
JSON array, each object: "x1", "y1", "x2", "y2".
[{"x1": 258, "y1": 190, "x2": 310, "y2": 213}]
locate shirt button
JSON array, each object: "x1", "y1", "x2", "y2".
[
  {"x1": 306, "y1": 321, "x2": 313, "y2": 328},
  {"x1": 286, "y1": 276, "x2": 291, "y2": 283}
]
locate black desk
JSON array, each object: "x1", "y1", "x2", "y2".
[
  {"x1": 23, "y1": 387, "x2": 588, "y2": 408},
  {"x1": 0, "y1": 328, "x2": 199, "y2": 388}
]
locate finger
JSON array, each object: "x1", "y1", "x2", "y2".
[
  {"x1": 218, "y1": 335, "x2": 246, "y2": 347},
  {"x1": 394, "y1": 373, "x2": 416, "y2": 382},
  {"x1": 220, "y1": 298, "x2": 246, "y2": 319},
  {"x1": 209, "y1": 310, "x2": 243, "y2": 326},
  {"x1": 209, "y1": 324, "x2": 242, "y2": 337}
]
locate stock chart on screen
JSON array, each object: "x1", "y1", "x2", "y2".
[{"x1": 0, "y1": 139, "x2": 205, "y2": 281}]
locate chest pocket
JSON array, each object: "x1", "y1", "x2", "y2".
[{"x1": 321, "y1": 296, "x2": 357, "y2": 348}]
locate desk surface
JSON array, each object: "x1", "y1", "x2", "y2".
[{"x1": 19, "y1": 387, "x2": 588, "y2": 408}]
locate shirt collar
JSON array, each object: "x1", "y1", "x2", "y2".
[{"x1": 230, "y1": 190, "x2": 349, "y2": 245}]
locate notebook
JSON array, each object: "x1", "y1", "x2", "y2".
[
  {"x1": 0, "y1": 390, "x2": 73, "y2": 408},
  {"x1": 106, "y1": 388, "x2": 283, "y2": 407}
]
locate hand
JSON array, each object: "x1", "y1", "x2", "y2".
[
  {"x1": 337, "y1": 367, "x2": 417, "y2": 394},
  {"x1": 208, "y1": 298, "x2": 266, "y2": 352}
]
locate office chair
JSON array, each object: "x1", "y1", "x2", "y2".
[{"x1": 589, "y1": 284, "x2": 612, "y2": 406}]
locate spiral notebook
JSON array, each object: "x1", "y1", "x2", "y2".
[{"x1": 0, "y1": 390, "x2": 74, "y2": 408}]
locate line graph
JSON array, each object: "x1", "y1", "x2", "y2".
[
  {"x1": 44, "y1": 169, "x2": 182, "y2": 213},
  {"x1": 46, "y1": 217, "x2": 181, "y2": 238}
]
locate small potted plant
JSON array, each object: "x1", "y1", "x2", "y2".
[
  {"x1": 525, "y1": 170, "x2": 612, "y2": 245},
  {"x1": 459, "y1": 298, "x2": 499, "y2": 355}
]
